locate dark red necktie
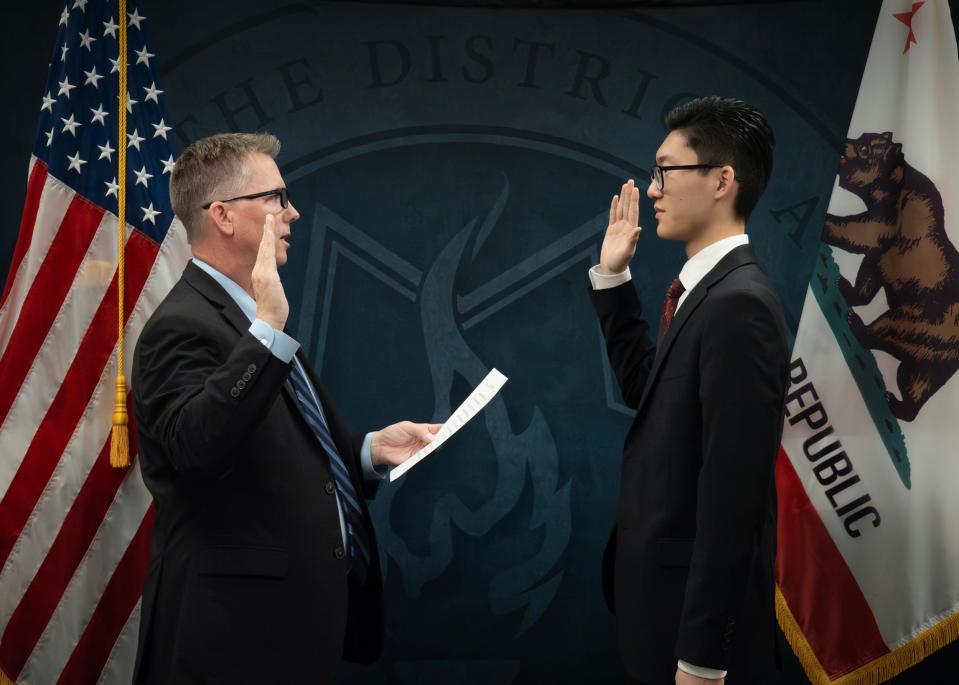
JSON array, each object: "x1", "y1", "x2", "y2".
[{"x1": 659, "y1": 277, "x2": 686, "y2": 339}]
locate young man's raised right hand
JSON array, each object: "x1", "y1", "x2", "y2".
[{"x1": 599, "y1": 179, "x2": 642, "y2": 275}]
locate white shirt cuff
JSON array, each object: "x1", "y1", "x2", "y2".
[
  {"x1": 361, "y1": 432, "x2": 388, "y2": 481},
  {"x1": 588, "y1": 265, "x2": 632, "y2": 290},
  {"x1": 677, "y1": 660, "x2": 727, "y2": 679},
  {"x1": 249, "y1": 318, "x2": 300, "y2": 362}
]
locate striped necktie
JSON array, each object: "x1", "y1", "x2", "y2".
[{"x1": 287, "y1": 360, "x2": 370, "y2": 580}]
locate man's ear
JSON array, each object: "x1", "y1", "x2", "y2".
[
  {"x1": 715, "y1": 165, "x2": 736, "y2": 198},
  {"x1": 207, "y1": 203, "x2": 235, "y2": 237}
]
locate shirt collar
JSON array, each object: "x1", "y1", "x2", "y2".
[
  {"x1": 191, "y1": 257, "x2": 257, "y2": 324},
  {"x1": 677, "y1": 234, "x2": 749, "y2": 294}
]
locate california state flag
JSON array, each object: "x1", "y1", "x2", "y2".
[{"x1": 776, "y1": 1, "x2": 959, "y2": 683}]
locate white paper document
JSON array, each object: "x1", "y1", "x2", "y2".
[{"x1": 389, "y1": 368, "x2": 508, "y2": 482}]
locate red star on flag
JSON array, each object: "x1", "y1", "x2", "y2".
[{"x1": 894, "y1": 1, "x2": 926, "y2": 53}]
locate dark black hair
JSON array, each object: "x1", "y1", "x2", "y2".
[{"x1": 664, "y1": 96, "x2": 775, "y2": 220}]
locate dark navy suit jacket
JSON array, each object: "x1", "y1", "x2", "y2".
[
  {"x1": 132, "y1": 261, "x2": 383, "y2": 684},
  {"x1": 591, "y1": 245, "x2": 789, "y2": 685}
]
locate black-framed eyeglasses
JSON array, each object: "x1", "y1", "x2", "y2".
[
  {"x1": 201, "y1": 187, "x2": 289, "y2": 210},
  {"x1": 649, "y1": 164, "x2": 722, "y2": 190}
]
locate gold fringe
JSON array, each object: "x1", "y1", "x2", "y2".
[
  {"x1": 109, "y1": 374, "x2": 130, "y2": 468},
  {"x1": 1, "y1": 666, "x2": 17, "y2": 684},
  {"x1": 111, "y1": 0, "x2": 130, "y2": 470},
  {"x1": 777, "y1": 585, "x2": 959, "y2": 685}
]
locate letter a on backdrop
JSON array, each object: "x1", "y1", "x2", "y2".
[{"x1": 776, "y1": 1, "x2": 959, "y2": 683}]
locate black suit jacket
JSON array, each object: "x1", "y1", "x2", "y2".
[
  {"x1": 131, "y1": 262, "x2": 383, "y2": 685},
  {"x1": 590, "y1": 245, "x2": 789, "y2": 685}
]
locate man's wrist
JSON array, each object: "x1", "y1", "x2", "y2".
[
  {"x1": 361, "y1": 432, "x2": 387, "y2": 480},
  {"x1": 588, "y1": 265, "x2": 632, "y2": 290},
  {"x1": 248, "y1": 319, "x2": 299, "y2": 363},
  {"x1": 368, "y1": 430, "x2": 380, "y2": 465},
  {"x1": 677, "y1": 659, "x2": 726, "y2": 679},
  {"x1": 257, "y1": 314, "x2": 285, "y2": 330}
]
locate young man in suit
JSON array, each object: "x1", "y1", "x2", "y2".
[
  {"x1": 131, "y1": 133, "x2": 439, "y2": 684},
  {"x1": 588, "y1": 97, "x2": 789, "y2": 685}
]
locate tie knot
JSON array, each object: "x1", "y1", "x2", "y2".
[{"x1": 667, "y1": 277, "x2": 685, "y2": 301}]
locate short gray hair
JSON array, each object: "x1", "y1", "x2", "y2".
[{"x1": 170, "y1": 132, "x2": 281, "y2": 242}]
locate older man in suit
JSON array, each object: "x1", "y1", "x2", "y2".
[
  {"x1": 589, "y1": 97, "x2": 789, "y2": 685},
  {"x1": 131, "y1": 132, "x2": 438, "y2": 684}
]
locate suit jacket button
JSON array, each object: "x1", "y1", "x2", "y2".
[
  {"x1": 325, "y1": 481, "x2": 335, "y2": 495},
  {"x1": 237, "y1": 379, "x2": 246, "y2": 389},
  {"x1": 334, "y1": 546, "x2": 345, "y2": 560},
  {"x1": 230, "y1": 387, "x2": 240, "y2": 398},
  {"x1": 248, "y1": 363, "x2": 257, "y2": 373},
  {"x1": 242, "y1": 371, "x2": 252, "y2": 382}
]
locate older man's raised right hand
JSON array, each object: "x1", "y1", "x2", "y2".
[{"x1": 252, "y1": 214, "x2": 289, "y2": 330}]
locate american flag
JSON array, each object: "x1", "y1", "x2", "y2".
[{"x1": 0, "y1": 1, "x2": 188, "y2": 683}]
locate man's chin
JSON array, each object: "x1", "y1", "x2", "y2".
[{"x1": 655, "y1": 221, "x2": 688, "y2": 243}]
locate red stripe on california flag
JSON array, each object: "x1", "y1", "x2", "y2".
[
  {"x1": 56, "y1": 506, "x2": 154, "y2": 685},
  {"x1": 775, "y1": 448, "x2": 889, "y2": 677},
  {"x1": 0, "y1": 398, "x2": 137, "y2": 677},
  {"x1": 0, "y1": 160, "x2": 47, "y2": 310},
  {"x1": 0, "y1": 194, "x2": 104, "y2": 426},
  {"x1": 0, "y1": 230, "x2": 158, "y2": 570}
]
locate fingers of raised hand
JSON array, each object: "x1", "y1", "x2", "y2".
[
  {"x1": 253, "y1": 216, "x2": 278, "y2": 284},
  {"x1": 614, "y1": 180, "x2": 637, "y2": 224},
  {"x1": 258, "y1": 215, "x2": 276, "y2": 258},
  {"x1": 627, "y1": 185, "x2": 640, "y2": 226}
]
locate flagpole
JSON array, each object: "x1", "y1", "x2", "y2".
[{"x1": 111, "y1": 0, "x2": 130, "y2": 468}]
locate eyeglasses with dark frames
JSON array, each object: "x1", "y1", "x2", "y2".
[
  {"x1": 201, "y1": 187, "x2": 289, "y2": 210},
  {"x1": 649, "y1": 164, "x2": 722, "y2": 190}
]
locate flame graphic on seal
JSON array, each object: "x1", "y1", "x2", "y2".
[{"x1": 373, "y1": 178, "x2": 572, "y2": 635}]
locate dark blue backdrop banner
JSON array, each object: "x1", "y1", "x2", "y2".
[{"x1": 0, "y1": 1, "x2": 894, "y2": 683}]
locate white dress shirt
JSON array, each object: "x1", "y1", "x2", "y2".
[{"x1": 588, "y1": 233, "x2": 750, "y2": 681}]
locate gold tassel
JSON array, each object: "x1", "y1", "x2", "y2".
[
  {"x1": 1, "y1": 666, "x2": 17, "y2": 684},
  {"x1": 110, "y1": 0, "x2": 130, "y2": 470},
  {"x1": 777, "y1": 585, "x2": 959, "y2": 685},
  {"x1": 110, "y1": 374, "x2": 130, "y2": 468}
]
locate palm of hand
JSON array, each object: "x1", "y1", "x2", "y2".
[
  {"x1": 252, "y1": 216, "x2": 289, "y2": 328},
  {"x1": 600, "y1": 179, "x2": 641, "y2": 275},
  {"x1": 601, "y1": 219, "x2": 637, "y2": 270}
]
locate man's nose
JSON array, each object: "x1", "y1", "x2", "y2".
[
  {"x1": 286, "y1": 201, "x2": 301, "y2": 222},
  {"x1": 647, "y1": 184, "x2": 662, "y2": 200}
]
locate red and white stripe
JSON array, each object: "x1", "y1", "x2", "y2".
[
  {"x1": 776, "y1": 448, "x2": 890, "y2": 677},
  {"x1": 0, "y1": 157, "x2": 189, "y2": 684}
]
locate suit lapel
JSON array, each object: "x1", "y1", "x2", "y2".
[
  {"x1": 182, "y1": 261, "x2": 252, "y2": 337},
  {"x1": 634, "y1": 244, "x2": 757, "y2": 417},
  {"x1": 634, "y1": 284, "x2": 708, "y2": 417}
]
